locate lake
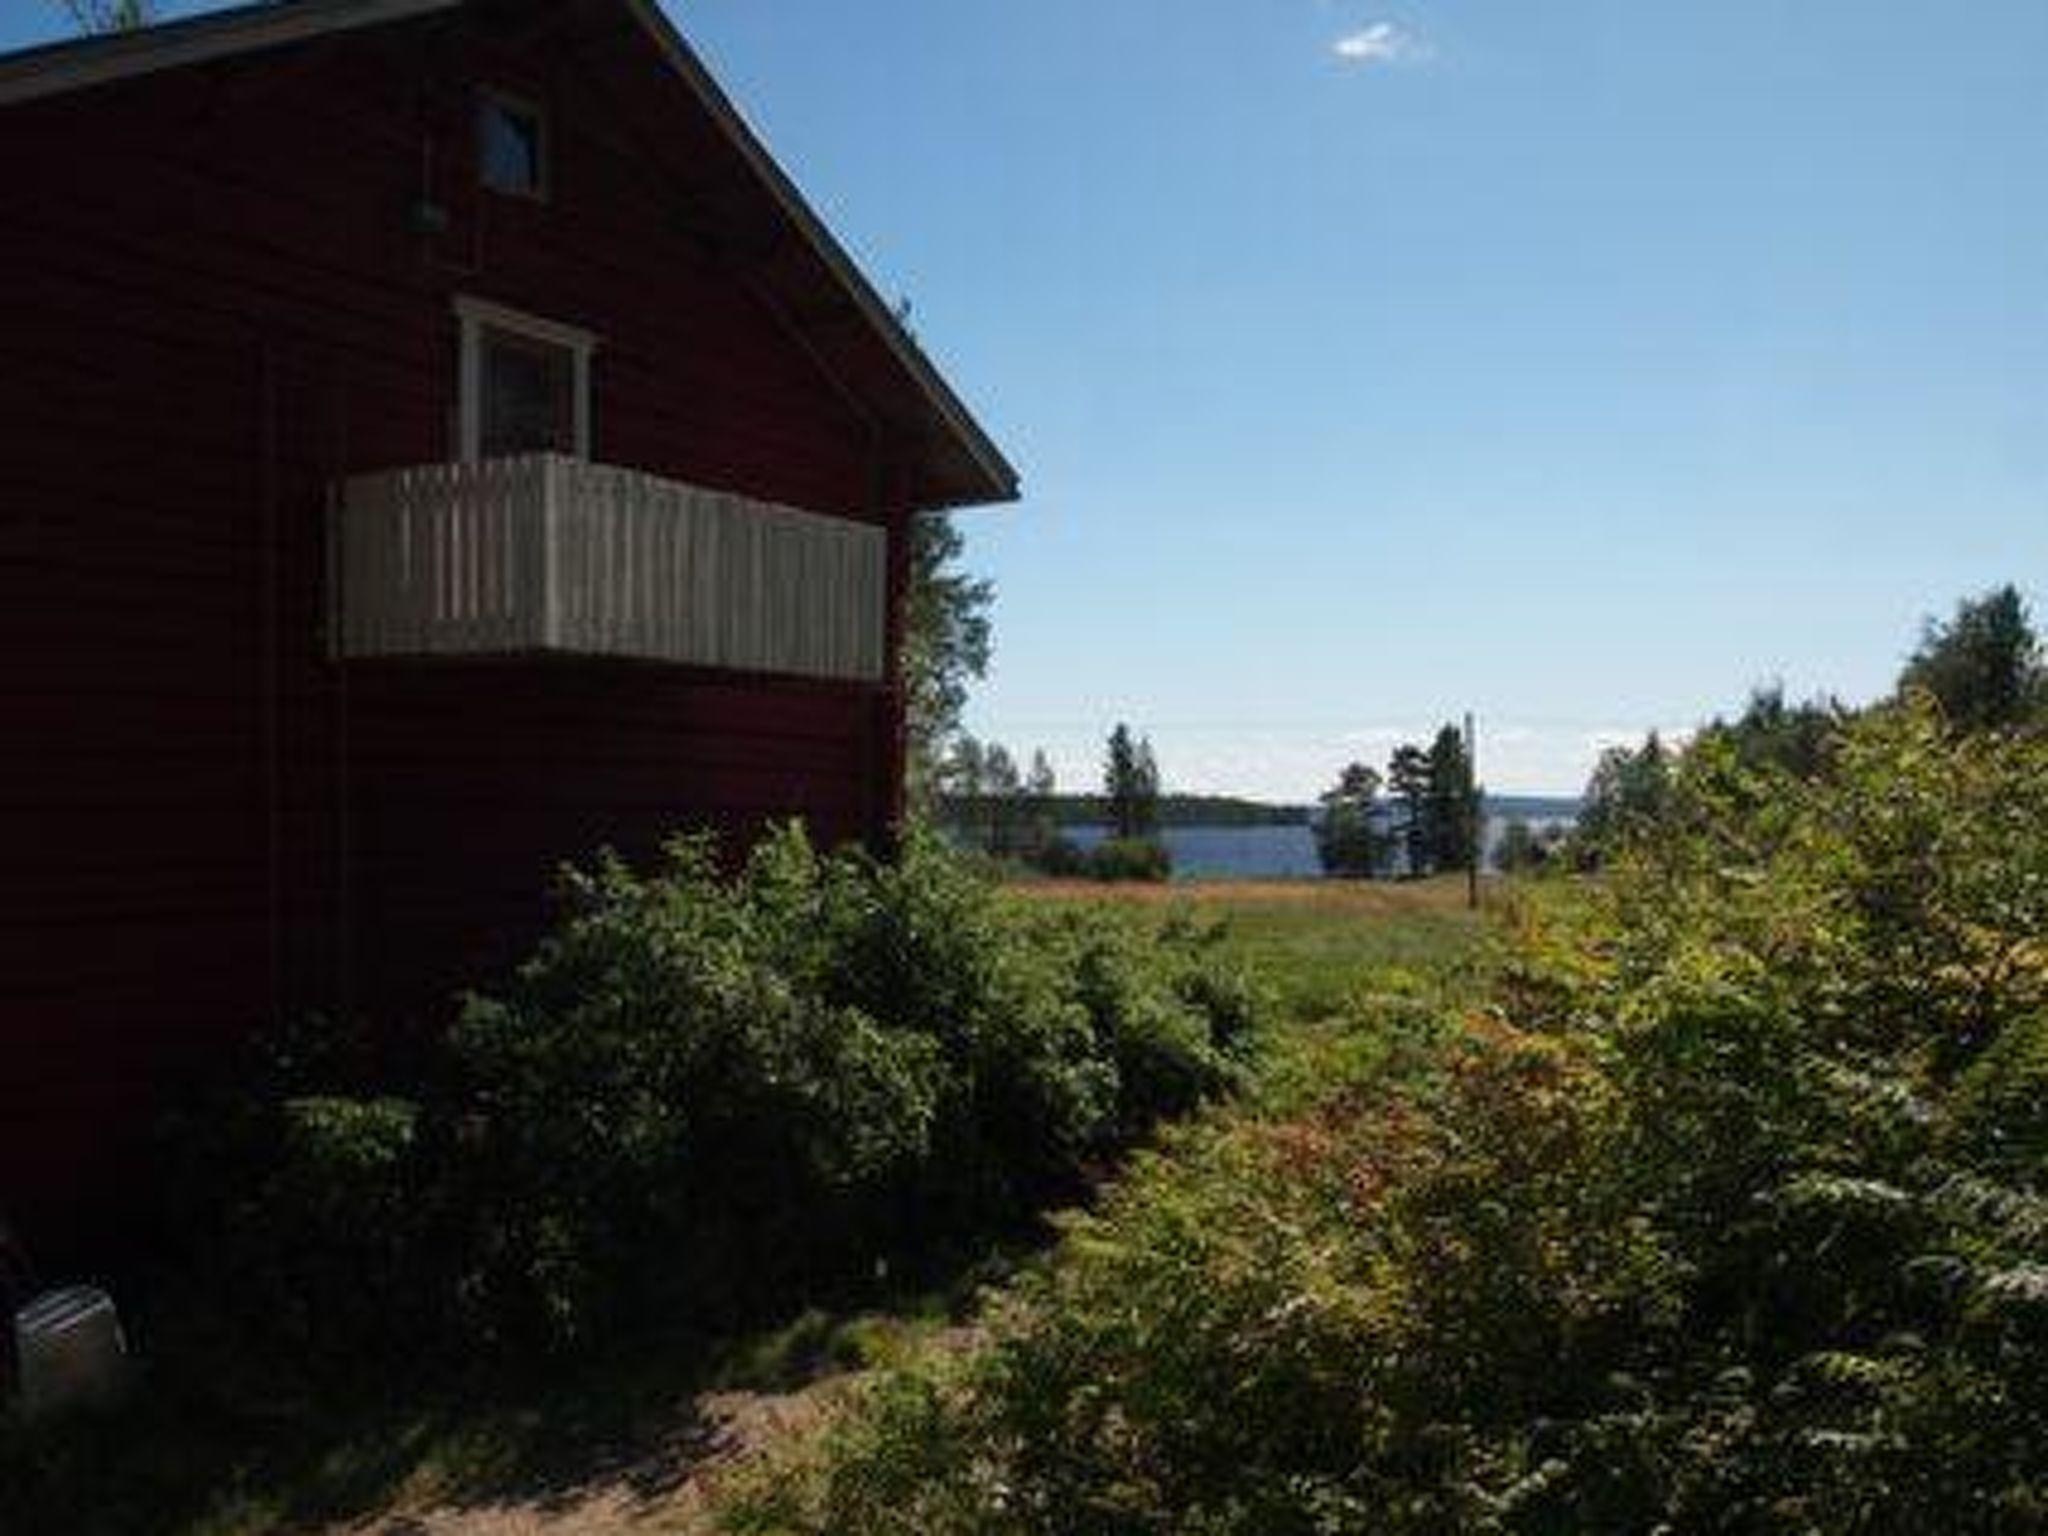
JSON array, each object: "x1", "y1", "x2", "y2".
[
  {"x1": 1062, "y1": 807, "x2": 1580, "y2": 881},
  {"x1": 1062, "y1": 823, "x2": 1324, "y2": 879}
]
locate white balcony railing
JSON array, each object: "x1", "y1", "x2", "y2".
[{"x1": 331, "y1": 454, "x2": 887, "y2": 683}]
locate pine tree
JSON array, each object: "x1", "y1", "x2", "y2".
[
  {"x1": 1316, "y1": 762, "x2": 1386, "y2": 877},
  {"x1": 1104, "y1": 724, "x2": 1161, "y2": 840},
  {"x1": 1133, "y1": 738, "x2": 1161, "y2": 837},
  {"x1": 1424, "y1": 724, "x2": 1481, "y2": 872},
  {"x1": 1387, "y1": 743, "x2": 1433, "y2": 876}
]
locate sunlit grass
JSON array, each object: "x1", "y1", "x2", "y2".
[{"x1": 1013, "y1": 874, "x2": 1501, "y2": 1023}]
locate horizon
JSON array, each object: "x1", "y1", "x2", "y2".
[
  {"x1": 936, "y1": 783, "x2": 1584, "y2": 810},
  {"x1": 10, "y1": 3, "x2": 2039, "y2": 798}
]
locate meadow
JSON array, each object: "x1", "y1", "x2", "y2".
[{"x1": 1022, "y1": 874, "x2": 1493, "y2": 1023}]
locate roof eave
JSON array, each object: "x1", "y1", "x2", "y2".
[
  {"x1": 614, "y1": 0, "x2": 1020, "y2": 511},
  {"x1": 0, "y1": 0, "x2": 461, "y2": 107}
]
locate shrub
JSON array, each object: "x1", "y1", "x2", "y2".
[
  {"x1": 149, "y1": 825, "x2": 1262, "y2": 1369},
  {"x1": 736, "y1": 701, "x2": 2048, "y2": 1532},
  {"x1": 442, "y1": 839, "x2": 945, "y2": 1344},
  {"x1": 148, "y1": 1019, "x2": 445, "y2": 1389},
  {"x1": 1028, "y1": 832, "x2": 1087, "y2": 877},
  {"x1": 1085, "y1": 836, "x2": 1171, "y2": 883},
  {"x1": 1947, "y1": 1009, "x2": 2048, "y2": 1176}
]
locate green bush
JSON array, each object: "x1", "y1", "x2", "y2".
[
  {"x1": 150, "y1": 826, "x2": 1262, "y2": 1369},
  {"x1": 736, "y1": 701, "x2": 2048, "y2": 1532},
  {"x1": 149, "y1": 1021, "x2": 444, "y2": 1388},
  {"x1": 1948, "y1": 1009, "x2": 2048, "y2": 1177},
  {"x1": 1085, "y1": 836, "x2": 1172, "y2": 883},
  {"x1": 1029, "y1": 832, "x2": 1088, "y2": 877}
]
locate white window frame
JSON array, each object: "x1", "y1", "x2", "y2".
[
  {"x1": 477, "y1": 87, "x2": 550, "y2": 201},
  {"x1": 455, "y1": 295, "x2": 599, "y2": 463}
]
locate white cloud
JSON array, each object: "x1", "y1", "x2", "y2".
[{"x1": 1331, "y1": 21, "x2": 1429, "y2": 67}]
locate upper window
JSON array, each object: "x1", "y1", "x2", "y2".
[
  {"x1": 478, "y1": 91, "x2": 547, "y2": 199},
  {"x1": 455, "y1": 297, "x2": 597, "y2": 462}
]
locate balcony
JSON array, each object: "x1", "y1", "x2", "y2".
[{"x1": 330, "y1": 454, "x2": 887, "y2": 683}]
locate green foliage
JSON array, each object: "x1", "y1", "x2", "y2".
[
  {"x1": 904, "y1": 514, "x2": 994, "y2": 809},
  {"x1": 1103, "y1": 723, "x2": 1162, "y2": 840},
  {"x1": 1083, "y1": 835, "x2": 1172, "y2": 883},
  {"x1": 1315, "y1": 761, "x2": 1386, "y2": 877},
  {"x1": 60, "y1": 0, "x2": 154, "y2": 33},
  {"x1": 1319, "y1": 725, "x2": 1479, "y2": 879},
  {"x1": 1949, "y1": 1011, "x2": 2048, "y2": 1177},
  {"x1": 443, "y1": 831, "x2": 947, "y2": 1344},
  {"x1": 139, "y1": 828, "x2": 1257, "y2": 1373},
  {"x1": 1696, "y1": 681, "x2": 1848, "y2": 779},
  {"x1": 1387, "y1": 740, "x2": 1432, "y2": 874},
  {"x1": 1031, "y1": 831, "x2": 1088, "y2": 877},
  {"x1": 941, "y1": 737, "x2": 1061, "y2": 862},
  {"x1": 150, "y1": 1021, "x2": 444, "y2": 1387},
  {"x1": 1424, "y1": 722, "x2": 1482, "y2": 872},
  {"x1": 1899, "y1": 583, "x2": 2043, "y2": 733},
  {"x1": 1570, "y1": 729, "x2": 1674, "y2": 866},
  {"x1": 742, "y1": 701, "x2": 2048, "y2": 1532},
  {"x1": 1494, "y1": 817, "x2": 1563, "y2": 873}
]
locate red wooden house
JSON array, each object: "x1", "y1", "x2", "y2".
[{"x1": 0, "y1": 0, "x2": 1016, "y2": 1259}]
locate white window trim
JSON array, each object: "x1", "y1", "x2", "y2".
[{"x1": 455, "y1": 295, "x2": 599, "y2": 463}]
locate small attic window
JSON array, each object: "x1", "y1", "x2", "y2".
[{"x1": 479, "y1": 91, "x2": 547, "y2": 198}]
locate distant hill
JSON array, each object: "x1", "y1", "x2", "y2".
[
  {"x1": 940, "y1": 794, "x2": 1312, "y2": 829},
  {"x1": 1488, "y1": 794, "x2": 1582, "y2": 823}
]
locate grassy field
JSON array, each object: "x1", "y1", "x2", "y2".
[{"x1": 1017, "y1": 873, "x2": 1498, "y2": 1020}]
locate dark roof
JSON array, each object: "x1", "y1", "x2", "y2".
[{"x1": 0, "y1": 0, "x2": 1019, "y2": 511}]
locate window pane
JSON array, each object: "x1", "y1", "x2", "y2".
[
  {"x1": 480, "y1": 328, "x2": 573, "y2": 456},
  {"x1": 480, "y1": 99, "x2": 542, "y2": 194}
]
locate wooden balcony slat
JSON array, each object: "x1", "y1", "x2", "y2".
[{"x1": 333, "y1": 452, "x2": 884, "y2": 683}]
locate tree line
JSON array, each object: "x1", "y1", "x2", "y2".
[
  {"x1": 940, "y1": 723, "x2": 1170, "y2": 880},
  {"x1": 1314, "y1": 723, "x2": 1481, "y2": 879},
  {"x1": 1566, "y1": 583, "x2": 2045, "y2": 869}
]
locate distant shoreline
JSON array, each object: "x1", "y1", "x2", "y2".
[{"x1": 939, "y1": 791, "x2": 1582, "y2": 831}]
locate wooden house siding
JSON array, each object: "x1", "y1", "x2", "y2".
[{"x1": 0, "y1": 4, "x2": 954, "y2": 1255}]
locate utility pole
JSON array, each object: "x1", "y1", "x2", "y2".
[{"x1": 1465, "y1": 711, "x2": 1481, "y2": 911}]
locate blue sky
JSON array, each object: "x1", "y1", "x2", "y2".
[{"x1": 13, "y1": 2, "x2": 2046, "y2": 795}]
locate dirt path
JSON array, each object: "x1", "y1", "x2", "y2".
[
  {"x1": 331, "y1": 1324, "x2": 987, "y2": 1536},
  {"x1": 332, "y1": 1380, "x2": 838, "y2": 1536}
]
